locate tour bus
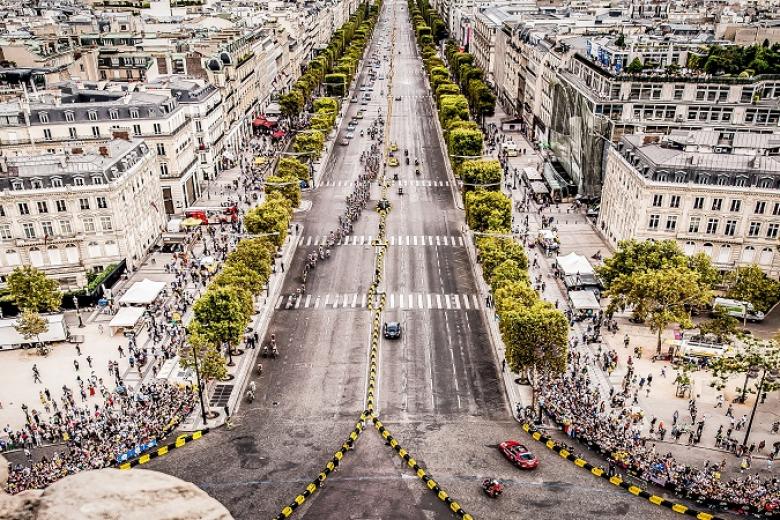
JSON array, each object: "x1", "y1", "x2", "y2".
[
  {"x1": 712, "y1": 297, "x2": 765, "y2": 322},
  {"x1": 184, "y1": 205, "x2": 238, "y2": 225},
  {"x1": 502, "y1": 140, "x2": 519, "y2": 157}
]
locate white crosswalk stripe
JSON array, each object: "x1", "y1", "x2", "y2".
[{"x1": 275, "y1": 293, "x2": 480, "y2": 310}]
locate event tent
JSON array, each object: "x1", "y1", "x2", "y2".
[
  {"x1": 118, "y1": 279, "x2": 167, "y2": 305},
  {"x1": 0, "y1": 314, "x2": 68, "y2": 347},
  {"x1": 555, "y1": 252, "x2": 594, "y2": 276},
  {"x1": 108, "y1": 306, "x2": 146, "y2": 335}
]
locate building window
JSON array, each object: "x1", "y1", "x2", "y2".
[
  {"x1": 730, "y1": 199, "x2": 741, "y2": 212},
  {"x1": 706, "y1": 218, "x2": 719, "y2": 234},
  {"x1": 82, "y1": 217, "x2": 95, "y2": 233},
  {"x1": 59, "y1": 219, "x2": 72, "y2": 235},
  {"x1": 88, "y1": 111, "x2": 98, "y2": 121},
  {"x1": 51, "y1": 178, "x2": 62, "y2": 188},
  {"x1": 109, "y1": 110, "x2": 118, "y2": 120},
  {"x1": 711, "y1": 198, "x2": 723, "y2": 211},
  {"x1": 160, "y1": 162, "x2": 169, "y2": 176},
  {"x1": 133, "y1": 124, "x2": 142, "y2": 135},
  {"x1": 41, "y1": 221, "x2": 54, "y2": 237},
  {"x1": 65, "y1": 111, "x2": 75, "y2": 122},
  {"x1": 100, "y1": 216, "x2": 113, "y2": 231},
  {"x1": 93, "y1": 177, "x2": 104, "y2": 185},
  {"x1": 669, "y1": 195, "x2": 680, "y2": 208},
  {"x1": 68, "y1": 127, "x2": 77, "y2": 140},
  {"x1": 22, "y1": 223, "x2": 36, "y2": 239},
  {"x1": 688, "y1": 216, "x2": 701, "y2": 233},
  {"x1": 748, "y1": 221, "x2": 762, "y2": 237},
  {"x1": 130, "y1": 109, "x2": 139, "y2": 119},
  {"x1": 56, "y1": 200, "x2": 67, "y2": 212},
  {"x1": 665, "y1": 216, "x2": 677, "y2": 231},
  {"x1": 96, "y1": 196, "x2": 108, "y2": 209},
  {"x1": 74, "y1": 177, "x2": 85, "y2": 186},
  {"x1": 18, "y1": 203, "x2": 29, "y2": 215},
  {"x1": 774, "y1": 202, "x2": 780, "y2": 216},
  {"x1": 156, "y1": 143, "x2": 166, "y2": 156},
  {"x1": 652, "y1": 194, "x2": 663, "y2": 207},
  {"x1": 37, "y1": 201, "x2": 48, "y2": 213},
  {"x1": 153, "y1": 123, "x2": 162, "y2": 135},
  {"x1": 767, "y1": 223, "x2": 780, "y2": 239},
  {"x1": 693, "y1": 197, "x2": 704, "y2": 210},
  {"x1": 92, "y1": 126, "x2": 101, "y2": 137},
  {"x1": 648, "y1": 214, "x2": 660, "y2": 230},
  {"x1": 755, "y1": 201, "x2": 767, "y2": 214},
  {"x1": 79, "y1": 198, "x2": 90, "y2": 210},
  {"x1": 0, "y1": 224, "x2": 11, "y2": 240},
  {"x1": 43, "y1": 128, "x2": 52, "y2": 141},
  {"x1": 39, "y1": 112, "x2": 48, "y2": 123},
  {"x1": 0, "y1": 205, "x2": 5, "y2": 217},
  {"x1": 724, "y1": 219, "x2": 737, "y2": 237}
]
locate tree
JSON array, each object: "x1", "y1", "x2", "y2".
[
  {"x1": 448, "y1": 127, "x2": 483, "y2": 173},
  {"x1": 615, "y1": 33, "x2": 626, "y2": 48},
  {"x1": 465, "y1": 191, "x2": 511, "y2": 232},
  {"x1": 244, "y1": 192, "x2": 292, "y2": 247},
  {"x1": 489, "y1": 259, "x2": 528, "y2": 290},
  {"x1": 500, "y1": 301, "x2": 569, "y2": 407},
  {"x1": 293, "y1": 130, "x2": 325, "y2": 159},
  {"x1": 6, "y1": 266, "x2": 61, "y2": 312},
  {"x1": 476, "y1": 237, "x2": 528, "y2": 280},
  {"x1": 179, "y1": 324, "x2": 228, "y2": 381},
  {"x1": 598, "y1": 239, "x2": 688, "y2": 289},
  {"x1": 626, "y1": 57, "x2": 644, "y2": 74},
  {"x1": 698, "y1": 308, "x2": 739, "y2": 343},
  {"x1": 494, "y1": 281, "x2": 538, "y2": 313},
  {"x1": 15, "y1": 309, "x2": 48, "y2": 348},
  {"x1": 313, "y1": 97, "x2": 339, "y2": 114},
  {"x1": 438, "y1": 94, "x2": 470, "y2": 124},
  {"x1": 607, "y1": 266, "x2": 712, "y2": 353},
  {"x1": 226, "y1": 238, "x2": 275, "y2": 279},
  {"x1": 213, "y1": 264, "x2": 266, "y2": 295},
  {"x1": 279, "y1": 90, "x2": 304, "y2": 119},
  {"x1": 688, "y1": 252, "x2": 721, "y2": 290},
  {"x1": 711, "y1": 338, "x2": 780, "y2": 409},
  {"x1": 265, "y1": 174, "x2": 301, "y2": 207},
  {"x1": 277, "y1": 157, "x2": 310, "y2": 182},
  {"x1": 461, "y1": 159, "x2": 501, "y2": 192},
  {"x1": 324, "y1": 73, "x2": 347, "y2": 97},
  {"x1": 193, "y1": 286, "x2": 252, "y2": 351},
  {"x1": 725, "y1": 264, "x2": 780, "y2": 314}
]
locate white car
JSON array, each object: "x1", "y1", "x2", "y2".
[{"x1": 345, "y1": 131, "x2": 355, "y2": 139}]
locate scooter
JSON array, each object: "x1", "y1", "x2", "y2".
[
  {"x1": 415, "y1": 168, "x2": 420, "y2": 176},
  {"x1": 398, "y1": 187, "x2": 403, "y2": 195}
]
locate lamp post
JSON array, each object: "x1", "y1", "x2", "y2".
[
  {"x1": 189, "y1": 339, "x2": 209, "y2": 426},
  {"x1": 73, "y1": 296, "x2": 84, "y2": 328},
  {"x1": 742, "y1": 366, "x2": 776, "y2": 447}
]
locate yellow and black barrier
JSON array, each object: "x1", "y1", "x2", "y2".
[
  {"x1": 520, "y1": 423, "x2": 723, "y2": 520},
  {"x1": 273, "y1": 413, "x2": 368, "y2": 520},
  {"x1": 372, "y1": 416, "x2": 474, "y2": 520},
  {"x1": 117, "y1": 428, "x2": 209, "y2": 470}
]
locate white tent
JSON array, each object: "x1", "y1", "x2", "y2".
[
  {"x1": 118, "y1": 279, "x2": 167, "y2": 306},
  {"x1": 108, "y1": 306, "x2": 146, "y2": 335},
  {"x1": 568, "y1": 290, "x2": 601, "y2": 311},
  {"x1": 555, "y1": 252, "x2": 594, "y2": 277},
  {"x1": 0, "y1": 314, "x2": 68, "y2": 348}
]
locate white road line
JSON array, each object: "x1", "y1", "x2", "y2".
[
  {"x1": 436, "y1": 294, "x2": 442, "y2": 309},
  {"x1": 472, "y1": 294, "x2": 480, "y2": 308},
  {"x1": 463, "y1": 295, "x2": 470, "y2": 309},
  {"x1": 427, "y1": 293, "x2": 432, "y2": 309},
  {"x1": 390, "y1": 293, "x2": 395, "y2": 308},
  {"x1": 445, "y1": 294, "x2": 451, "y2": 309},
  {"x1": 459, "y1": 237, "x2": 465, "y2": 246},
  {"x1": 306, "y1": 236, "x2": 312, "y2": 246},
  {"x1": 418, "y1": 293, "x2": 423, "y2": 309},
  {"x1": 344, "y1": 236, "x2": 350, "y2": 245},
  {"x1": 294, "y1": 294, "x2": 302, "y2": 309},
  {"x1": 454, "y1": 294, "x2": 461, "y2": 310},
  {"x1": 398, "y1": 293, "x2": 404, "y2": 309},
  {"x1": 324, "y1": 294, "x2": 331, "y2": 307},
  {"x1": 314, "y1": 296, "x2": 321, "y2": 309},
  {"x1": 367, "y1": 235, "x2": 372, "y2": 243},
  {"x1": 428, "y1": 235, "x2": 434, "y2": 245},
  {"x1": 360, "y1": 236, "x2": 365, "y2": 245},
  {"x1": 413, "y1": 236, "x2": 417, "y2": 246},
  {"x1": 390, "y1": 236, "x2": 395, "y2": 245},
  {"x1": 304, "y1": 294, "x2": 312, "y2": 308},
  {"x1": 352, "y1": 293, "x2": 358, "y2": 307},
  {"x1": 361, "y1": 293, "x2": 367, "y2": 307},
  {"x1": 436, "y1": 236, "x2": 440, "y2": 246},
  {"x1": 276, "y1": 296, "x2": 284, "y2": 309}
]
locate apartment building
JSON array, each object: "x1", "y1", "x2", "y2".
[
  {"x1": 0, "y1": 137, "x2": 165, "y2": 289},
  {"x1": 0, "y1": 87, "x2": 199, "y2": 214},
  {"x1": 598, "y1": 131, "x2": 780, "y2": 277}
]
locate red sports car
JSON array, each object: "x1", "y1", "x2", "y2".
[{"x1": 499, "y1": 440, "x2": 539, "y2": 470}]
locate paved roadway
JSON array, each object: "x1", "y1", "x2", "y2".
[{"x1": 150, "y1": 2, "x2": 682, "y2": 519}]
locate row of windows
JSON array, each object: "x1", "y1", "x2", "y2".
[
  {"x1": 3, "y1": 241, "x2": 120, "y2": 267},
  {"x1": 40, "y1": 107, "x2": 163, "y2": 124},
  {"x1": 0, "y1": 216, "x2": 113, "y2": 240},
  {"x1": 649, "y1": 214, "x2": 780, "y2": 239},
  {"x1": 652, "y1": 195, "x2": 780, "y2": 215},
  {"x1": 11, "y1": 197, "x2": 109, "y2": 216},
  {"x1": 10, "y1": 176, "x2": 106, "y2": 191},
  {"x1": 42, "y1": 123, "x2": 163, "y2": 141}
]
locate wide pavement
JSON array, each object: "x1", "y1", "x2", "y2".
[{"x1": 150, "y1": 2, "x2": 682, "y2": 519}]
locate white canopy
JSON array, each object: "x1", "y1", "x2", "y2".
[
  {"x1": 556, "y1": 252, "x2": 594, "y2": 277},
  {"x1": 568, "y1": 290, "x2": 601, "y2": 311},
  {"x1": 118, "y1": 279, "x2": 167, "y2": 305},
  {"x1": 108, "y1": 306, "x2": 146, "y2": 335},
  {"x1": 0, "y1": 314, "x2": 68, "y2": 346}
]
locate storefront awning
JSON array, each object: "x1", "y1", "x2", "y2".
[{"x1": 272, "y1": 129, "x2": 286, "y2": 139}]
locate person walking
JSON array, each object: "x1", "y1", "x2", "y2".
[
  {"x1": 73, "y1": 359, "x2": 79, "y2": 371},
  {"x1": 32, "y1": 365, "x2": 42, "y2": 384}
]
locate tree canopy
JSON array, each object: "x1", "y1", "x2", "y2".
[
  {"x1": 725, "y1": 264, "x2": 780, "y2": 314},
  {"x1": 6, "y1": 266, "x2": 61, "y2": 312}
]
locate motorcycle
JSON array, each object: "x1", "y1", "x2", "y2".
[
  {"x1": 482, "y1": 479, "x2": 503, "y2": 498},
  {"x1": 414, "y1": 158, "x2": 419, "y2": 166},
  {"x1": 245, "y1": 389, "x2": 255, "y2": 403},
  {"x1": 415, "y1": 168, "x2": 420, "y2": 176},
  {"x1": 256, "y1": 363, "x2": 263, "y2": 376},
  {"x1": 262, "y1": 345, "x2": 269, "y2": 358},
  {"x1": 398, "y1": 187, "x2": 403, "y2": 195},
  {"x1": 405, "y1": 156, "x2": 409, "y2": 165},
  {"x1": 271, "y1": 346, "x2": 279, "y2": 358}
]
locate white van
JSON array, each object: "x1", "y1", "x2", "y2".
[
  {"x1": 502, "y1": 140, "x2": 519, "y2": 157},
  {"x1": 712, "y1": 297, "x2": 765, "y2": 322}
]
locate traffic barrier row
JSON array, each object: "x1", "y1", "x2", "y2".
[
  {"x1": 520, "y1": 423, "x2": 724, "y2": 520},
  {"x1": 273, "y1": 413, "x2": 368, "y2": 519},
  {"x1": 117, "y1": 429, "x2": 209, "y2": 470},
  {"x1": 372, "y1": 416, "x2": 473, "y2": 519}
]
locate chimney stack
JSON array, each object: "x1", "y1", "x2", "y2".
[{"x1": 98, "y1": 146, "x2": 110, "y2": 157}]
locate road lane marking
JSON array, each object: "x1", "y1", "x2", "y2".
[
  {"x1": 413, "y1": 236, "x2": 417, "y2": 245},
  {"x1": 436, "y1": 294, "x2": 442, "y2": 309},
  {"x1": 453, "y1": 294, "x2": 461, "y2": 310},
  {"x1": 418, "y1": 293, "x2": 423, "y2": 309},
  {"x1": 426, "y1": 293, "x2": 432, "y2": 308},
  {"x1": 352, "y1": 293, "x2": 358, "y2": 307},
  {"x1": 304, "y1": 294, "x2": 311, "y2": 308},
  {"x1": 463, "y1": 295, "x2": 470, "y2": 309},
  {"x1": 306, "y1": 236, "x2": 312, "y2": 246},
  {"x1": 276, "y1": 296, "x2": 284, "y2": 309},
  {"x1": 314, "y1": 296, "x2": 321, "y2": 309},
  {"x1": 390, "y1": 293, "x2": 395, "y2": 308},
  {"x1": 390, "y1": 236, "x2": 395, "y2": 245},
  {"x1": 324, "y1": 294, "x2": 330, "y2": 307},
  {"x1": 361, "y1": 294, "x2": 367, "y2": 307},
  {"x1": 344, "y1": 236, "x2": 350, "y2": 245},
  {"x1": 294, "y1": 294, "x2": 302, "y2": 309},
  {"x1": 445, "y1": 294, "x2": 451, "y2": 309},
  {"x1": 472, "y1": 294, "x2": 479, "y2": 308}
]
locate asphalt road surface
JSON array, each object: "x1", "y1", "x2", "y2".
[{"x1": 150, "y1": 2, "x2": 683, "y2": 519}]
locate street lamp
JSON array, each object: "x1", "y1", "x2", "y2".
[
  {"x1": 73, "y1": 296, "x2": 84, "y2": 328},
  {"x1": 189, "y1": 338, "x2": 209, "y2": 426},
  {"x1": 742, "y1": 366, "x2": 776, "y2": 447}
]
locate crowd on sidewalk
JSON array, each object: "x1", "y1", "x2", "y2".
[{"x1": 3, "y1": 382, "x2": 195, "y2": 494}]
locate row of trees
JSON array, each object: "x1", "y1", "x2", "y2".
[{"x1": 181, "y1": 190, "x2": 295, "y2": 380}]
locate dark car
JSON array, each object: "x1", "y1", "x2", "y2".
[
  {"x1": 383, "y1": 321, "x2": 401, "y2": 339},
  {"x1": 499, "y1": 440, "x2": 539, "y2": 470}
]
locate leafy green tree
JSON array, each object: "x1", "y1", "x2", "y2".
[
  {"x1": 293, "y1": 130, "x2": 325, "y2": 159},
  {"x1": 279, "y1": 90, "x2": 304, "y2": 119},
  {"x1": 311, "y1": 111, "x2": 336, "y2": 132},
  {"x1": 494, "y1": 281, "x2": 538, "y2": 312},
  {"x1": 711, "y1": 338, "x2": 780, "y2": 407},
  {"x1": 212, "y1": 264, "x2": 266, "y2": 295},
  {"x1": 244, "y1": 193, "x2": 292, "y2": 247},
  {"x1": 688, "y1": 252, "x2": 721, "y2": 289},
  {"x1": 277, "y1": 157, "x2": 310, "y2": 182},
  {"x1": 6, "y1": 266, "x2": 61, "y2": 312},
  {"x1": 439, "y1": 94, "x2": 470, "y2": 124},
  {"x1": 607, "y1": 266, "x2": 712, "y2": 353},
  {"x1": 179, "y1": 324, "x2": 228, "y2": 381},
  {"x1": 324, "y1": 73, "x2": 347, "y2": 97},
  {"x1": 265, "y1": 174, "x2": 301, "y2": 207},
  {"x1": 468, "y1": 79, "x2": 496, "y2": 118},
  {"x1": 436, "y1": 83, "x2": 460, "y2": 102},
  {"x1": 626, "y1": 57, "x2": 644, "y2": 74},
  {"x1": 226, "y1": 238, "x2": 275, "y2": 279},
  {"x1": 698, "y1": 308, "x2": 739, "y2": 343},
  {"x1": 461, "y1": 159, "x2": 501, "y2": 192},
  {"x1": 500, "y1": 301, "x2": 569, "y2": 406},
  {"x1": 477, "y1": 237, "x2": 528, "y2": 280},
  {"x1": 193, "y1": 286, "x2": 252, "y2": 350},
  {"x1": 598, "y1": 239, "x2": 688, "y2": 289},
  {"x1": 465, "y1": 191, "x2": 511, "y2": 232},
  {"x1": 313, "y1": 97, "x2": 339, "y2": 113},
  {"x1": 489, "y1": 259, "x2": 528, "y2": 290},
  {"x1": 448, "y1": 127, "x2": 483, "y2": 173},
  {"x1": 615, "y1": 33, "x2": 626, "y2": 48},
  {"x1": 15, "y1": 309, "x2": 48, "y2": 346},
  {"x1": 725, "y1": 264, "x2": 780, "y2": 313}
]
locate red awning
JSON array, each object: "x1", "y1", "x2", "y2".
[
  {"x1": 272, "y1": 130, "x2": 286, "y2": 139},
  {"x1": 252, "y1": 116, "x2": 267, "y2": 127}
]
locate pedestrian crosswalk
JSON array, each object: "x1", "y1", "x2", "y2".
[
  {"x1": 321, "y1": 180, "x2": 450, "y2": 187},
  {"x1": 300, "y1": 235, "x2": 465, "y2": 247},
  {"x1": 276, "y1": 292, "x2": 481, "y2": 311}
]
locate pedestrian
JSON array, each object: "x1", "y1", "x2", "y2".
[
  {"x1": 75, "y1": 345, "x2": 81, "y2": 356},
  {"x1": 86, "y1": 355, "x2": 93, "y2": 368},
  {"x1": 646, "y1": 374, "x2": 653, "y2": 387},
  {"x1": 118, "y1": 345, "x2": 125, "y2": 357},
  {"x1": 660, "y1": 366, "x2": 666, "y2": 378},
  {"x1": 32, "y1": 365, "x2": 41, "y2": 384},
  {"x1": 673, "y1": 410, "x2": 679, "y2": 425},
  {"x1": 726, "y1": 403, "x2": 734, "y2": 418},
  {"x1": 623, "y1": 334, "x2": 630, "y2": 349},
  {"x1": 98, "y1": 324, "x2": 104, "y2": 335},
  {"x1": 73, "y1": 359, "x2": 79, "y2": 371}
]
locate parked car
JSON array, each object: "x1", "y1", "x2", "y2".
[
  {"x1": 339, "y1": 138, "x2": 350, "y2": 146},
  {"x1": 499, "y1": 441, "x2": 539, "y2": 470}
]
